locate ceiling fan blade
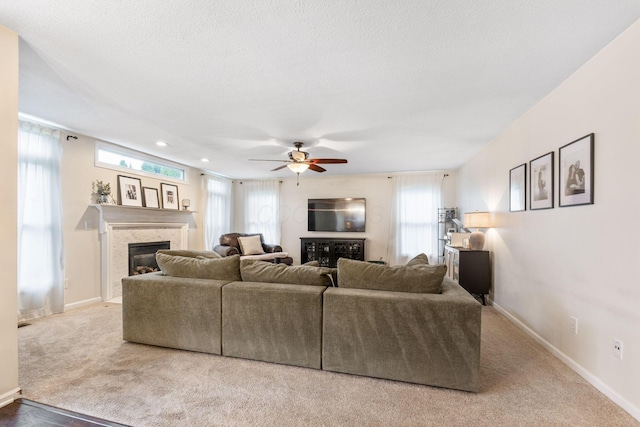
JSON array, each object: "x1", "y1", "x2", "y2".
[
  {"x1": 271, "y1": 164, "x2": 289, "y2": 171},
  {"x1": 249, "y1": 159, "x2": 290, "y2": 162},
  {"x1": 308, "y1": 158, "x2": 348, "y2": 164},
  {"x1": 308, "y1": 164, "x2": 326, "y2": 173}
]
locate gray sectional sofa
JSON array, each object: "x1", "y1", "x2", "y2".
[{"x1": 122, "y1": 252, "x2": 482, "y2": 392}]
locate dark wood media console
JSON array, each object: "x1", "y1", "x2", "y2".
[{"x1": 300, "y1": 237, "x2": 365, "y2": 268}]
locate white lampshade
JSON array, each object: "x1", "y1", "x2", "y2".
[
  {"x1": 287, "y1": 163, "x2": 309, "y2": 173},
  {"x1": 464, "y1": 211, "x2": 492, "y2": 251},
  {"x1": 464, "y1": 211, "x2": 491, "y2": 229}
]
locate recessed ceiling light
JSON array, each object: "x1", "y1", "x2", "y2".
[
  {"x1": 201, "y1": 158, "x2": 210, "y2": 162},
  {"x1": 156, "y1": 141, "x2": 167, "y2": 147}
]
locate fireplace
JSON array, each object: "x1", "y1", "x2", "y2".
[
  {"x1": 91, "y1": 204, "x2": 191, "y2": 300},
  {"x1": 128, "y1": 241, "x2": 170, "y2": 276}
]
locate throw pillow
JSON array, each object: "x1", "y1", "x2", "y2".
[
  {"x1": 237, "y1": 235, "x2": 264, "y2": 255},
  {"x1": 406, "y1": 253, "x2": 429, "y2": 266},
  {"x1": 156, "y1": 253, "x2": 241, "y2": 281},
  {"x1": 337, "y1": 258, "x2": 445, "y2": 294},
  {"x1": 240, "y1": 259, "x2": 333, "y2": 287},
  {"x1": 157, "y1": 249, "x2": 221, "y2": 259}
]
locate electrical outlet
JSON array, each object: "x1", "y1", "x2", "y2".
[
  {"x1": 570, "y1": 316, "x2": 578, "y2": 334},
  {"x1": 64, "y1": 278, "x2": 69, "y2": 289},
  {"x1": 613, "y1": 339, "x2": 623, "y2": 360}
]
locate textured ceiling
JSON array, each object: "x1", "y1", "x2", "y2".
[{"x1": 2, "y1": 1, "x2": 640, "y2": 179}]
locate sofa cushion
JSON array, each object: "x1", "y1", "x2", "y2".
[
  {"x1": 240, "y1": 252, "x2": 289, "y2": 261},
  {"x1": 240, "y1": 259, "x2": 333, "y2": 286},
  {"x1": 406, "y1": 253, "x2": 429, "y2": 266},
  {"x1": 238, "y1": 235, "x2": 264, "y2": 255},
  {"x1": 156, "y1": 253, "x2": 241, "y2": 281},
  {"x1": 337, "y1": 258, "x2": 445, "y2": 294},
  {"x1": 157, "y1": 249, "x2": 221, "y2": 259}
]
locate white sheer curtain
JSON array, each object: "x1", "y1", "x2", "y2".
[
  {"x1": 243, "y1": 180, "x2": 281, "y2": 244},
  {"x1": 204, "y1": 174, "x2": 233, "y2": 250},
  {"x1": 17, "y1": 121, "x2": 64, "y2": 320},
  {"x1": 388, "y1": 173, "x2": 443, "y2": 266}
]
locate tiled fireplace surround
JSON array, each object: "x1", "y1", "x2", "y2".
[{"x1": 92, "y1": 205, "x2": 192, "y2": 301}]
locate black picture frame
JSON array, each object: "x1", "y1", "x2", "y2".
[
  {"x1": 117, "y1": 175, "x2": 143, "y2": 207},
  {"x1": 142, "y1": 187, "x2": 159, "y2": 208},
  {"x1": 559, "y1": 133, "x2": 594, "y2": 207},
  {"x1": 529, "y1": 152, "x2": 554, "y2": 210},
  {"x1": 160, "y1": 183, "x2": 180, "y2": 210},
  {"x1": 509, "y1": 163, "x2": 526, "y2": 212}
]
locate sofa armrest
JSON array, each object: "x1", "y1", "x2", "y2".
[
  {"x1": 262, "y1": 243, "x2": 283, "y2": 253},
  {"x1": 213, "y1": 245, "x2": 239, "y2": 257},
  {"x1": 322, "y1": 277, "x2": 481, "y2": 392}
]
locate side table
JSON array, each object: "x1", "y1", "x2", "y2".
[{"x1": 444, "y1": 246, "x2": 491, "y2": 305}]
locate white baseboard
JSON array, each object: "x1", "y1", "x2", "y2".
[
  {"x1": 491, "y1": 301, "x2": 640, "y2": 423},
  {"x1": 0, "y1": 388, "x2": 21, "y2": 408},
  {"x1": 64, "y1": 297, "x2": 103, "y2": 311}
]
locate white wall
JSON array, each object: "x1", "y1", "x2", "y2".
[
  {"x1": 60, "y1": 134, "x2": 206, "y2": 306},
  {"x1": 0, "y1": 25, "x2": 20, "y2": 406},
  {"x1": 457, "y1": 19, "x2": 640, "y2": 419},
  {"x1": 233, "y1": 172, "x2": 457, "y2": 265}
]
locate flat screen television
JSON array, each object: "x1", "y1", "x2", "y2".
[{"x1": 308, "y1": 198, "x2": 366, "y2": 232}]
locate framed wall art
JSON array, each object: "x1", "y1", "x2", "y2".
[
  {"x1": 117, "y1": 175, "x2": 143, "y2": 207},
  {"x1": 529, "y1": 152, "x2": 554, "y2": 210},
  {"x1": 142, "y1": 187, "x2": 160, "y2": 208},
  {"x1": 509, "y1": 163, "x2": 526, "y2": 212},
  {"x1": 160, "y1": 183, "x2": 180, "y2": 210},
  {"x1": 559, "y1": 133, "x2": 594, "y2": 207}
]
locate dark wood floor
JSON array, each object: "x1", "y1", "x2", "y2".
[{"x1": 0, "y1": 398, "x2": 129, "y2": 427}]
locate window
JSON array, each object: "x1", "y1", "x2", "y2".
[
  {"x1": 243, "y1": 180, "x2": 281, "y2": 244},
  {"x1": 18, "y1": 121, "x2": 65, "y2": 320},
  {"x1": 204, "y1": 175, "x2": 233, "y2": 250},
  {"x1": 95, "y1": 141, "x2": 186, "y2": 181},
  {"x1": 388, "y1": 174, "x2": 442, "y2": 266}
]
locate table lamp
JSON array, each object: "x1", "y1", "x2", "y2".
[{"x1": 464, "y1": 211, "x2": 491, "y2": 250}]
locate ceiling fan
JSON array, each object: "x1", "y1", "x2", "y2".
[{"x1": 250, "y1": 142, "x2": 347, "y2": 184}]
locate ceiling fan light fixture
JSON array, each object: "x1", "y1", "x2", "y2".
[
  {"x1": 287, "y1": 162, "x2": 309, "y2": 173},
  {"x1": 291, "y1": 151, "x2": 306, "y2": 162}
]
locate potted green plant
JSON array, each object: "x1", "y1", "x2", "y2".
[{"x1": 92, "y1": 180, "x2": 112, "y2": 204}]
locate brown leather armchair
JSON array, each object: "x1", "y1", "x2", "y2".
[{"x1": 213, "y1": 233, "x2": 283, "y2": 257}]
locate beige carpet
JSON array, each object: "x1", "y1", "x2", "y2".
[{"x1": 18, "y1": 303, "x2": 638, "y2": 426}]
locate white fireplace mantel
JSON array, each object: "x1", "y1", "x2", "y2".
[
  {"x1": 90, "y1": 204, "x2": 194, "y2": 301},
  {"x1": 90, "y1": 204, "x2": 195, "y2": 234}
]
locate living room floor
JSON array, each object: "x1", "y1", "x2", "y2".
[{"x1": 16, "y1": 302, "x2": 639, "y2": 426}]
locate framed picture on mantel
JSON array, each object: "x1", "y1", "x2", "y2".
[
  {"x1": 117, "y1": 175, "x2": 143, "y2": 207},
  {"x1": 160, "y1": 183, "x2": 180, "y2": 210},
  {"x1": 142, "y1": 187, "x2": 159, "y2": 208}
]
